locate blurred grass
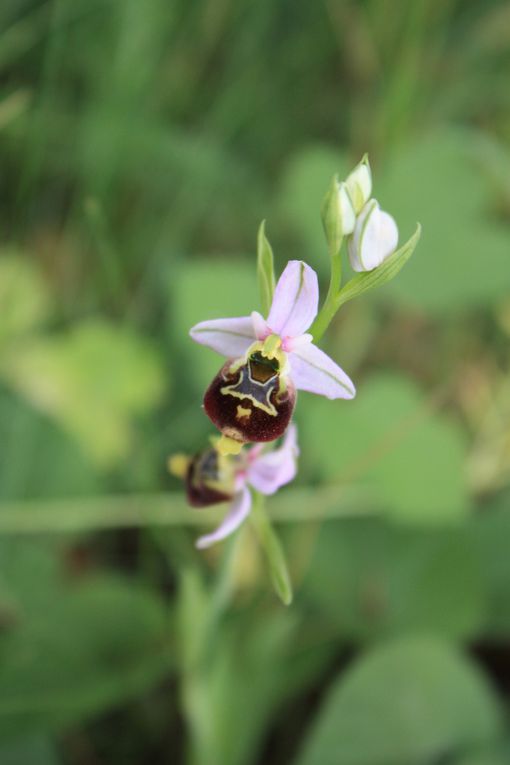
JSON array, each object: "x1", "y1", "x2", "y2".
[{"x1": 1, "y1": 0, "x2": 510, "y2": 763}]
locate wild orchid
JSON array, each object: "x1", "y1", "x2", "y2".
[
  {"x1": 176, "y1": 154, "x2": 420, "y2": 604},
  {"x1": 170, "y1": 426, "x2": 298, "y2": 549},
  {"x1": 190, "y1": 260, "x2": 355, "y2": 453}
]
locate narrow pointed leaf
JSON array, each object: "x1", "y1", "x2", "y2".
[
  {"x1": 250, "y1": 491, "x2": 293, "y2": 605},
  {"x1": 337, "y1": 224, "x2": 421, "y2": 308},
  {"x1": 257, "y1": 221, "x2": 276, "y2": 316}
]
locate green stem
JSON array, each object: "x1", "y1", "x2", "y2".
[
  {"x1": 310, "y1": 239, "x2": 343, "y2": 343},
  {"x1": 178, "y1": 537, "x2": 239, "y2": 765},
  {"x1": 250, "y1": 491, "x2": 293, "y2": 606}
]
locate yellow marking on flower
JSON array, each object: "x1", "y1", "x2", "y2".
[
  {"x1": 236, "y1": 405, "x2": 252, "y2": 420},
  {"x1": 167, "y1": 454, "x2": 190, "y2": 478},
  {"x1": 261, "y1": 333, "x2": 281, "y2": 359},
  {"x1": 216, "y1": 434, "x2": 244, "y2": 456}
]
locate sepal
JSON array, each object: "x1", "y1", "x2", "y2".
[
  {"x1": 321, "y1": 176, "x2": 356, "y2": 253},
  {"x1": 257, "y1": 221, "x2": 276, "y2": 316}
]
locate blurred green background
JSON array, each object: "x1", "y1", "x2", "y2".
[{"x1": 1, "y1": 0, "x2": 510, "y2": 763}]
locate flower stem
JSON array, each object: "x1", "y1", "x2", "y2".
[
  {"x1": 250, "y1": 490, "x2": 293, "y2": 606},
  {"x1": 310, "y1": 238, "x2": 343, "y2": 343}
]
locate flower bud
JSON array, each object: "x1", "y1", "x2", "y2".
[
  {"x1": 322, "y1": 177, "x2": 356, "y2": 252},
  {"x1": 345, "y1": 155, "x2": 372, "y2": 214},
  {"x1": 348, "y1": 199, "x2": 398, "y2": 272},
  {"x1": 203, "y1": 352, "x2": 296, "y2": 445}
]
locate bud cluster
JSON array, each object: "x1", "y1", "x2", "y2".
[{"x1": 322, "y1": 156, "x2": 399, "y2": 272}]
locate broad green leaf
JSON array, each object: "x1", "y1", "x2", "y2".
[
  {"x1": 300, "y1": 373, "x2": 469, "y2": 523},
  {"x1": 250, "y1": 492, "x2": 293, "y2": 605},
  {"x1": 298, "y1": 637, "x2": 503, "y2": 765},
  {"x1": 0, "y1": 541, "x2": 171, "y2": 739},
  {"x1": 379, "y1": 129, "x2": 510, "y2": 313},
  {"x1": 0, "y1": 388, "x2": 100, "y2": 501},
  {"x1": 469, "y1": 494, "x2": 510, "y2": 636},
  {"x1": 1, "y1": 320, "x2": 164, "y2": 467},
  {"x1": 303, "y1": 517, "x2": 485, "y2": 640},
  {"x1": 256, "y1": 221, "x2": 276, "y2": 315},
  {"x1": 336, "y1": 224, "x2": 421, "y2": 308},
  {"x1": 0, "y1": 254, "x2": 51, "y2": 345},
  {"x1": 0, "y1": 736, "x2": 61, "y2": 765}
]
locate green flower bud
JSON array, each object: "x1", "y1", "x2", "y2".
[{"x1": 321, "y1": 176, "x2": 356, "y2": 253}]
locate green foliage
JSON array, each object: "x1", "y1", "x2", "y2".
[
  {"x1": 0, "y1": 540, "x2": 171, "y2": 739},
  {"x1": 172, "y1": 259, "x2": 259, "y2": 382},
  {"x1": 250, "y1": 492, "x2": 293, "y2": 606},
  {"x1": 0, "y1": 254, "x2": 50, "y2": 344},
  {"x1": 0, "y1": 737, "x2": 61, "y2": 765},
  {"x1": 256, "y1": 221, "x2": 276, "y2": 316},
  {"x1": 300, "y1": 373, "x2": 469, "y2": 523},
  {"x1": 2, "y1": 320, "x2": 164, "y2": 467},
  {"x1": 278, "y1": 145, "x2": 349, "y2": 275},
  {"x1": 298, "y1": 637, "x2": 503, "y2": 765},
  {"x1": 336, "y1": 224, "x2": 421, "y2": 308},
  {"x1": 468, "y1": 495, "x2": 510, "y2": 636},
  {"x1": 379, "y1": 129, "x2": 510, "y2": 313},
  {"x1": 0, "y1": 0, "x2": 510, "y2": 761},
  {"x1": 303, "y1": 517, "x2": 485, "y2": 641}
]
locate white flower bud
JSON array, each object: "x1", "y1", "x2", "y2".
[
  {"x1": 335, "y1": 181, "x2": 356, "y2": 236},
  {"x1": 345, "y1": 155, "x2": 372, "y2": 214},
  {"x1": 348, "y1": 199, "x2": 399, "y2": 272},
  {"x1": 321, "y1": 178, "x2": 356, "y2": 253}
]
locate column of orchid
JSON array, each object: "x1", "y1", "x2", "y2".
[{"x1": 170, "y1": 156, "x2": 420, "y2": 603}]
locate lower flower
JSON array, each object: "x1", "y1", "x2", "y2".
[{"x1": 169, "y1": 425, "x2": 299, "y2": 548}]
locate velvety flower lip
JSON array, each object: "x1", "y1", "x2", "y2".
[
  {"x1": 196, "y1": 425, "x2": 299, "y2": 549},
  {"x1": 190, "y1": 260, "x2": 355, "y2": 400}
]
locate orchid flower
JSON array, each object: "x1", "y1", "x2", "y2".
[
  {"x1": 190, "y1": 260, "x2": 355, "y2": 450},
  {"x1": 173, "y1": 425, "x2": 299, "y2": 549}
]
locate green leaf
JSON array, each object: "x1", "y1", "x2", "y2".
[
  {"x1": 303, "y1": 517, "x2": 485, "y2": 640},
  {"x1": 379, "y1": 129, "x2": 510, "y2": 313},
  {"x1": 256, "y1": 220, "x2": 276, "y2": 315},
  {"x1": 0, "y1": 254, "x2": 51, "y2": 346},
  {"x1": 0, "y1": 541, "x2": 171, "y2": 739},
  {"x1": 250, "y1": 492, "x2": 293, "y2": 605},
  {"x1": 0, "y1": 736, "x2": 61, "y2": 765},
  {"x1": 298, "y1": 637, "x2": 503, "y2": 765},
  {"x1": 336, "y1": 224, "x2": 421, "y2": 308},
  {"x1": 469, "y1": 494, "x2": 510, "y2": 636},
  {"x1": 1, "y1": 320, "x2": 164, "y2": 467},
  {"x1": 300, "y1": 373, "x2": 469, "y2": 524}
]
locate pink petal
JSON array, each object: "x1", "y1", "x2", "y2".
[
  {"x1": 247, "y1": 424, "x2": 299, "y2": 495},
  {"x1": 189, "y1": 316, "x2": 255, "y2": 358},
  {"x1": 251, "y1": 311, "x2": 270, "y2": 340},
  {"x1": 267, "y1": 261, "x2": 319, "y2": 338},
  {"x1": 290, "y1": 343, "x2": 356, "y2": 399},
  {"x1": 195, "y1": 487, "x2": 252, "y2": 549}
]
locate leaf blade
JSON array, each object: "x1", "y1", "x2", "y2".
[{"x1": 337, "y1": 223, "x2": 421, "y2": 308}]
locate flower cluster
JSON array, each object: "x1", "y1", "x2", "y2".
[
  {"x1": 170, "y1": 155, "x2": 419, "y2": 557},
  {"x1": 324, "y1": 156, "x2": 399, "y2": 271}
]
